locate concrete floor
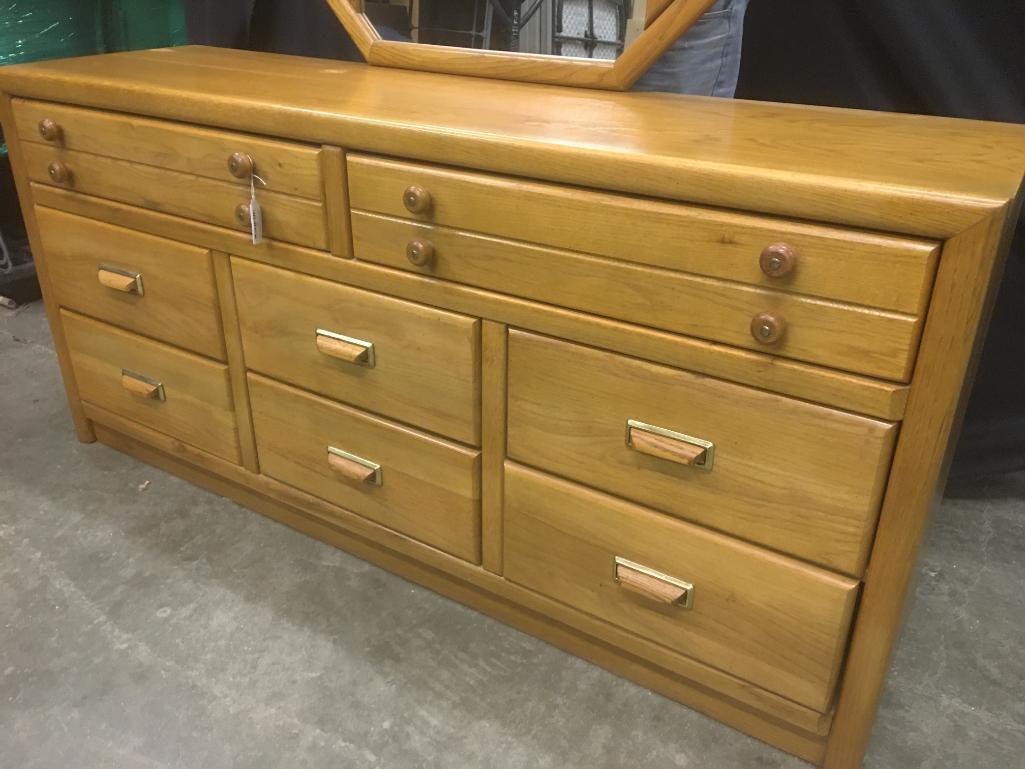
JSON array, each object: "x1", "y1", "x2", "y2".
[{"x1": 2, "y1": 300, "x2": 1023, "y2": 769}]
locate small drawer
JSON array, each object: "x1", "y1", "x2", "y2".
[
  {"x1": 351, "y1": 210, "x2": 924, "y2": 381},
  {"x1": 61, "y1": 310, "x2": 240, "y2": 463},
  {"x1": 346, "y1": 154, "x2": 938, "y2": 316},
  {"x1": 13, "y1": 99, "x2": 323, "y2": 199},
  {"x1": 22, "y1": 144, "x2": 327, "y2": 250},
  {"x1": 37, "y1": 207, "x2": 224, "y2": 360},
  {"x1": 249, "y1": 374, "x2": 480, "y2": 562},
  {"x1": 504, "y1": 464, "x2": 859, "y2": 712},
  {"x1": 506, "y1": 331, "x2": 897, "y2": 576},
  {"x1": 233, "y1": 259, "x2": 480, "y2": 445}
]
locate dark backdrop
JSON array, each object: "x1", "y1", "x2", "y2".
[{"x1": 183, "y1": 0, "x2": 1025, "y2": 481}]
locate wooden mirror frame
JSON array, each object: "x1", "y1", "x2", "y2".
[{"x1": 326, "y1": 0, "x2": 719, "y2": 90}]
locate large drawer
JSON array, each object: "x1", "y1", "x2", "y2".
[
  {"x1": 61, "y1": 310, "x2": 240, "y2": 463},
  {"x1": 233, "y1": 259, "x2": 480, "y2": 445},
  {"x1": 13, "y1": 99, "x2": 324, "y2": 199},
  {"x1": 506, "y1": 331, "x2": 897, "y2": 575},
  {"x1": 351, "y1": 210, "x2": 924, "y2": 381},
  {"x1": 504, "y1": 464, "x2": 859, "y2": 712},
  {"x1": 37, "y1": 207, "x2": 225, "y2": 360},
  {"x1": 249, "y1": 374, "x2": 480, "y2": 562},
  {"x1": 22, "y1": 143, "x2": 327, "y2": 250}
]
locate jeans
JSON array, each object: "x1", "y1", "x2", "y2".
[{"x1": 633, "y1": 0, "x2": 751, "y2": 97}]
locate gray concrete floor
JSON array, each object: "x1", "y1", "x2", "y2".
[{"x1": 2, "y1": 299, "x2": 1023, "y2": 769}]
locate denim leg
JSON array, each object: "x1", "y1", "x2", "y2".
[{"x1": 632, "y1": 0, "x2": 751, "y2": 97}]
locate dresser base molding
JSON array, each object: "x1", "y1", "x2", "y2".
[{"x1": 85, "y1": 413, "x2": 830, "y2": 763}]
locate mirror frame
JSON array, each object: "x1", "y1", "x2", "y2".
[{"x1": 326, "y1": 0, "x2": 718, "y2": 90}]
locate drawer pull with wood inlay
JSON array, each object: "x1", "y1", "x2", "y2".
[
  {"x1": 120, "y1": 369, "x2": 165, "y2": 401},
  {"x1": 38, "y1": 118, "x2": 62, "y2": 142},
  {"x1": 750, "y1": 311, "x2": 786, "y2": 344},
  {"x1": 315, "y1": 329, "x2": 376, "y2": 367},
  {"x1": 402, "y1": 184, "x2": 432, "y2": 214},
  {"x1": 228, "y1": 151, "x2": 254, "y2": 179},
  {"x1": 626, "y1": 419, "x2": 714, "y2": 471},
  {"x1": 406, "y1": 238, "x2": 435, "y2": 267},
  {"x1": 97, "y1": 265, "x2": 144, "y2": 295},
  {"x1": 47, "y1": 160, "x2": 71, "y2": 184},
  {"x1": 327, "y1": 446, "x2": 382, "y2": 486},
  {"x1": 759, "y1": 243, "x2": 798, "y2": 278},
  {"x1": 614, "y1": 557, "x2": 694, "y2": 608}
]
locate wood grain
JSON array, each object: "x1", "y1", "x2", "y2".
[
  {"x1": 349, "y1": 157, "x2": 939, "y2": 315},
  {"x1": 507, "y1": 331, "x2": 897, "y2": 576},
  {"x1": 248, "y1": 373, "x2": 481, "y2": 563},
  {"x1": 504, "y1": 463, "x2": 859, "y2": 711},
  {"x1": 319, "y1": 145, "x2": 353, "y2": 257},
  {"x1": 36, "y1": 206, "x2": 225, "y2": 360},
  {"x1": 823, "y1": 202, "x2": 1022, "y2": 768},
  {"x1": 31, "y1": 184, "x2": 911, "y2": 421},
  {"x1": 11, "y1": 98, "x2": 324, "y2": 198},
  {"x1": 2, "y1": 47, "x2": 1023, "y2": 236},
  {"x1": 232, "y1": 258, "x2": 481, "y2": 445},
  {"x1": 22, "y1": 143, "x2": 328, "y2": 250},
  {"x1": 481, "y1": 320, "x2": 507, "y2": 574},
  {"x1": 62, "y1": 309, "x2": 240, "y2": 463}
]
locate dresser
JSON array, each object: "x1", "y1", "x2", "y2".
[{"x1": 1, "y1": 46, "x2": 1023, "y2": 768}]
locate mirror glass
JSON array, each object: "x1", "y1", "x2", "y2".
[{"x1": 360, "y1": 0, "x2": 653, "y2": 60}]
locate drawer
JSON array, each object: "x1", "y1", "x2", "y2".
[
  {"x1": 506, "y1": 331, "x2": 897, "y2": 575},
  {"x1": 504, "y1": 464, "x2": 859, "y2": 712},
  {"x1": 61, "y1": 310, "x2": 240, "y2": 463},
  {"x1": 37, "y1": 207, "x2": 224, "y2": 360},
  {"x1": 352, "y1": 210, "x2": 924, "y2": 381},
  {"x1": 347, "y1": 155, "x2": 938, "y2": 315},
  {"x1": 233, "y1": 259, "x2": 480, "y2": 445},
  {"x1": 13, "y1": 99, "x2": 323, "y2": 199},
  {"x1": 249, "y1": 374, "x2": 480, "y2": 562},
  {"x1": 22, "y1": 144, "x2": 327, "y2": 250}
]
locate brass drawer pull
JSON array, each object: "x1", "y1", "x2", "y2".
[
  {"x1": 327, "y1": 446, "x2": 382, "y2": 486},
  {"x1": 626, "y1": 419, "x2": 714, "y2": 471},
  {"x1": 120, "y1": 369, "x2": 165, "y2": 401},
  {"x1": 97, "y1": 265, "x2": 144, "y2": 295},
  {"x1": 614, "y1": 557, "x2": 694, "y2": 608},
  {"x1": 38, "y1": 118, "x2": 62, "y2": 143},
  {"x1": 403, "y1": 184, "x2": 432, "y2": 214},
  {"x1": 315, "y1": 329, "x2": 376, "y2": 368}
]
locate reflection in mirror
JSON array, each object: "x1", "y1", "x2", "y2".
[{"x1": 361, "y1": 1, "x2": 652, "y2": 59}]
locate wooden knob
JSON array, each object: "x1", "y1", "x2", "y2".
[
  {"x1": 406, "y1": 239, "x2": 435, "y2": 267},
  {"x1": 402, "y1": 185, "x2": 432, "y2": 215},
  {"x1": 47, "y1": 161, "x2": 71, "y2": 184},
  {"x1": 235, "y1": 203, "x2": 251, "y2": 225},
  {"x1": 751, "y1": 312, "x2": 786, "y2": 344},
  {"x1": 760, "y1": 243, "x2": 797, "y2": 278},
  {"x1": 228, "y1": 152, "x2": 254, "y2": 179},
  {"x1": 38, "y1": 118, "x2": 62, "y2": 142}
]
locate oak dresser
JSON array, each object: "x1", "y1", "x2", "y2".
[{"x1": 1, "y1": 46, "x2": 1023, "y2": 768}]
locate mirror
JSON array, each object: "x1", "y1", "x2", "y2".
[{"x1": 326, "y1": 0, "x2": 717, "y2": 90}]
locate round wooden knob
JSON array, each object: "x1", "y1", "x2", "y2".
[
  {"x1": 38, "y1": 118, "x2": 62, "y2": 143},
  {"x1": 228, "y1": 152, "x2": 254, "y2": 179},
  {"x1": 47, "y1": 161, "x2": 71, "y2": 184},
  {"x1": 235, "y1": 202, "x2": 251, "y2": 225},
  {"x1": 760, "y1": 243, "x2": 797, "y2": 278},
  {"x1": 406, "y1": 239, "x2": 435, "y2": 267},
  {"x1": 403, "y1": 185, "x2": 432, "y2": 215},
  {"x1": 751, "y1": 312, "x2": 786, "y2": 345}
]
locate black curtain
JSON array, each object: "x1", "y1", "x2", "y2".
[{"x1": 735, "y1": 0, "x2": 1025, "y2": 482}]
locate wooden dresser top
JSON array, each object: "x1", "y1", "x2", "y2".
[{"x1": 2, "y1": 45, "x2": 1023, "y2": 238}]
